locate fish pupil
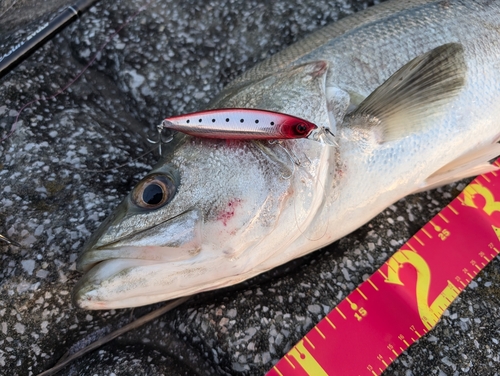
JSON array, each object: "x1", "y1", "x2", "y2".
[{"x1": 143, "y1": 184, "x2": 164, "y2": 205}]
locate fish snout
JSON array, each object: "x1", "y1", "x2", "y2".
[{"x1": 76, "y1": 208, "x2": 204, "y2": 272}]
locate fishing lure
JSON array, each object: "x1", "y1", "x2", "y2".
[{"x1": 157, "y1": 108, "x2": 336, "y2": 144}]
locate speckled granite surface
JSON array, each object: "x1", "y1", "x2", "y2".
[{"x1": 1, "y1": 0, "x2": 499, "y2": 375}]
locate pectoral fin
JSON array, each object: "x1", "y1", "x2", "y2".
[{"x1": 344, "y1": 43, "x2": 466, "y2": 142}]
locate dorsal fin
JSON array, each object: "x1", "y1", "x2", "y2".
[{"x1": 344, "y1": 43, "x2": 466, "y2": 142}]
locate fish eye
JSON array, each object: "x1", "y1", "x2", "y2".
[
  {"x1": 132, "y1": 174, "x2": 176, "y2": 209},
  {"x1": 295, "y1": 123, "x2": 308, "y2": 134}
]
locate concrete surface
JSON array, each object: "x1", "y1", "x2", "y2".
[{"x1": 1, "y1": 0, "x2": 499, "y2": 375}]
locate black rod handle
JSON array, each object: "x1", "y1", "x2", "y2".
[{"x1": 0, "y1": 0, "x2": 100, "y2": 80}]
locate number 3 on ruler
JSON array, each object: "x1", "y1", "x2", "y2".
[
  {"x1": 385, "y1": 251, "x2": 460, "y2": 330},
  {"x1": 463, "y1": 183, "x2": 500, "y2": 235}
]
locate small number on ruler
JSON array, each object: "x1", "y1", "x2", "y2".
[
  {"x1": 489, "y1": 243, "x2": 495, "y2": 249},
  {"x1": 354, "y1": 307, "x2": 367, "y2": 321},
  {"x1": 438, "y1": 229, "x2": 450, "y2": 241}
]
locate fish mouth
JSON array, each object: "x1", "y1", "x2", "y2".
[
  {"x1": 71, "y1": 254, "x2": 234, "y2": 310},
  {"x1": 72, "y1": 258, "x2": 175, "y2": 309},
  {"x1": 73, "y1": 208, "x2": 203, "y2": 309},
  {"x1": 76, "y1": 208, "x2": 203, "y2": 272}
]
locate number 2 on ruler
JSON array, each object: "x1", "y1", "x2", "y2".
[{"x1": 385, "y1": 250, "x2": 460, "y2": 330}]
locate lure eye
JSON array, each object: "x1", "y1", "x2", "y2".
[
  {"x1": 295, "y1": 123, "x2": 309, "y2": 135},
  {"x1": 132, "y1": 174, "x2": 176, "y2": 209}
]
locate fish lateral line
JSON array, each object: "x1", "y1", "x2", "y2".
[{"x1": 155, "y1": 108, "x2": 336, "y2": 145}]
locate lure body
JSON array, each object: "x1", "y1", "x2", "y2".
[{"x1": 161, "y1": 108, "x2": 318, "y2": 140}]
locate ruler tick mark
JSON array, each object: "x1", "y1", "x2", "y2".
[
  {"x1": 403, "y1": 339, "x2": 409, "y2": 346},
  {"x1": 336, "y1": 307, "x2": 347, "y2": 320},
  {"x1": 304, "y1": 335, "x2": 315, "y2": 349},
  {"x1": 325, "y1": 316, "x2": 336, "y2": 329},
  {"x1": 367, "y1": 279, "x2": 379, "y2": 291},
  {"x1": 474, "y1": 264, "x2": 481, "y2": 271},
  {"x1": 387, "y1": 262, "x2": 398, "y2": 274},
  {"x1": 406, "y1": 243, "x2": 416, "y2": 252},
  {"x1": 483, "y1": 175, "x2": 491, "y2": 183},
  {"x1": 315, "y1": 326, "x2": 326, "y2": 339},
  {"x1": 378, "y1": 269, "x2": 388, "y2": 280},
  {"x1": 414, "y1": 235, "x2": 424, "y2": 246},
  {"x1": 381, "y1": 360, "x2": 388, "y2": 367},
  {"x1": 448, "y1": 204, "x2": 459, "y2": 215},
  {"x1": 273, "y1": 366, "x2": 285, "y2": 376},
  {"x1": 356, "y1": 287, "x2": 368, "y2": 300},
  {"x1": 346, "y1": 297, "x2": 355, "y2": 308},
  {"x1": 429, "y1": 220, "x2": 441, "y2": 232},
  {"x1": 284, "y1": 356, "x2": 295, "y2": 369},
  {"x1": 392, "y1": 349, "x2": 398, "y2": 357},
  {"x1": 422, "y1": 228, "x2": 432, "y2": 238},
  {"x1": 438, "y1": 212, "x2": 449, "y2": 223}
]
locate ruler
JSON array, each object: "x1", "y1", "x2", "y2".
[{"x1": 267, "y1": 163, "x2": 500, "y2": 376}]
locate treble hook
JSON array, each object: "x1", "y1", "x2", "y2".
[
  {"x1": 147, "y1": 121, "x2": 174, "y2": 156},
  {"x1": 308, "y1": 126, "x2": 338, "y2": 146}
]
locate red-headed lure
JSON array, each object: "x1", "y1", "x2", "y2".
[{"x1": 158, "y1": 108, "x2": 335, "y2": 144}]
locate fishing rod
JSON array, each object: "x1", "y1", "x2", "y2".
[
  {"x1": 0, "y1": 0, "x2": 101, "y2": 80},
  {"x1": 0, "y1": 233, "x2": 20, "y2": 247}
]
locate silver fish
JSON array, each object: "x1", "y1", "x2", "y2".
[{"x1": 73, "y1": 0, "x2": 500, "y2": 309}]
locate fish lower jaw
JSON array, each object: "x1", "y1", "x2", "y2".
[{"x1": 72, "y1": 256, "x2": 250, "y2": 310}]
